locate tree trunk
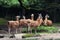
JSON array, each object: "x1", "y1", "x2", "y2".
[{"x1": 18, "y1": 0, "x2": 25, "y2": 16}]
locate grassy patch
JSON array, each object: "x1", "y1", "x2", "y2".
[
  {"x1": 0, "y1": 18, "x2": 7, "y2": 25},
  {"x1": 22, "y1": 33, "x2": 35, "y2": 38},
  {"x1": 22, "y1": 33, "x2": 41, "y2": 38},
  {"x1": 21, "y1": 26, "x2": 58, "y2": 38},
  {"x1": 21, "y1": 26, "x2": 58, "y2": 33}
]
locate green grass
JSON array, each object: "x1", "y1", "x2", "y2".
[
  {"x1": 0, "y1": 18, "x2": 7, "y2": 25},
  {"x1": 22, "y1": 25, "x2": 58, "y2": 33},
  {"x1": 37, "y1": 26, "x2": 58, "y2": 33},
  {"x1": 22, "y1": 32, "x2": 50, "y2": 38},
  {"x1": 21, "y1": 26, "x2": 58, "y2": 38},
  {"x1": 22, "y1": 33, "x2": 35, "y2": 38}
]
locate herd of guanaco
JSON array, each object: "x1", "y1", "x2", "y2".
[{"x1": 7, "y1": 14, "x2": 52, "y2": 34}]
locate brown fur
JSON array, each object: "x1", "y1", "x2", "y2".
[{"x1": 44, "y1": 16, "x2": 52, "y2": 26}]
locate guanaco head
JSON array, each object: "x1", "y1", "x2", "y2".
[
  {"x1": 16, "y1": 16, "x2": 20, "y2": 21},
  {"x1": 31, "y1": 14, "x2": 34, "y2": 20},
  {"x1": 45, "y1": 14, "x2": 49, "y2": 20},
  {"x1": 31, "y1": 14, "x2": 34, "y2": 17},
  {"x1": 45, "y1": 14, "x2": 49, "y2": 18},
  {"x1": 44, "y1": 14, "x2": 49, "y2": 25},
  {"x1": 23, "y1": 16, "x2": 26, "y2": 20},
  {"x1": 39, "y1": 14, "x2": 43, "y2": 19},
  {"x1": 37, "y1": 14, "x2": 43, "y2": 25},
  {"x1": 37, "y1": 14, "x2": 43, "y2": 20}
]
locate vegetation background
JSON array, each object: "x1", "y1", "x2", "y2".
[{"x1": 0, "y1": 0, "x2": 60, "y2": 25}]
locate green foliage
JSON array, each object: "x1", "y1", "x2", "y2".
[
  {"x1": 0, "y1": 0, "x2": 60, "y2": 10},
  {"x1": 0, "y1": 0, "x2": 20, "y2": 7},
  {"x1": 21, "y1": 0, "x2": 60, "y2": 11},
  {"x1": 21, "y1": 0, "x2": 48, "y2": 10},
  {"x1": 37, "y1": 26, "x2": 58, "y2": 33}
]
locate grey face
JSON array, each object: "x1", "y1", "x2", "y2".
[
  {"x1": 45, "y1": 14, "x2": 49, "y2": 18},
  {"x1": 23, "y1": 16, "x2": 26, "y2": 19},
  {"x1": 39, "y1": 14, "x2": 43, "y2": 18},
  {"x1": 16, "y1": 16, "x2": 20, "y2": 18}
]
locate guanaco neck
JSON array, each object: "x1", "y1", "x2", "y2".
[
  {"x1": 37, "y1": 18, "x2": 42, "y2": 23},
  {"x1": 45, "y1": 17, "x2": 48, "y2": 21},
  {"x1": 36, "y1": 17, "x2": 43, "y2": 26},
  {"x1": 23, "y1": 16, "x2": 26, "y2": 20},
  {"x1": 31, "y1": 14, "x2": 34, "y2": 20},
  {"x1": 44, "y1": 17, "x2": 48, "y2": 25},
  {"x1": 16, "y1": 16, "x2": 20, "y2": 21},
  {"x1": 31, "y1": 16, "x2": 34, "y2": 20},
  {"x1": 23, "y1": 16, "x2": 26, "y2": 22},
  {"x1": 16, "y1": 17, "x2": 19, "y2": 21}
]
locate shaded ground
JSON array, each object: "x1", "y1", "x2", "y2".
[
  {"x1": 0, "y1": 23, "x2": 60, "y2": 34},
  {"x1": 0, "y1": 25, "x2": 8, "y2": 30},
  {"x1": 0, "y1": 24, "x2": 60, "y2": 40},
  {"x1": 0, "y1": 33, "x2": 60, "y2": 40},
  {"x1": 0, "y1": 25, "x2": 28, "y2": 34}
]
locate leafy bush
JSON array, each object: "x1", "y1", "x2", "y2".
[
  {"x1": 0, "y1": 0, "x2": 20, "y2": 7},
  {"x1": 37, "y1": 26, "x2": 58, "y2": 33}
]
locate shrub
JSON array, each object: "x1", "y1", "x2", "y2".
[{"x1": 37, "y1": 26, "x2": 58, "y2": 33}]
